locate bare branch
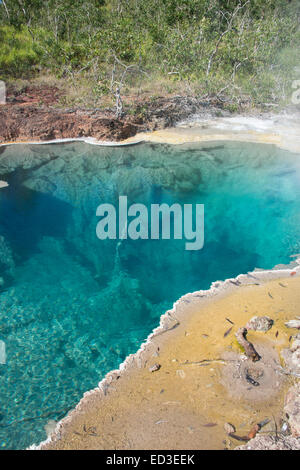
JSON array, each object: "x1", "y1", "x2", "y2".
[
  {"x1": 206, "y1": 0, "x2": 250, "y2": 76},
  {"x1": 1, "y1": 0, "x2": 10, "y2": 20}
]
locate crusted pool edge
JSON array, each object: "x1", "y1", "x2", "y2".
[{"x1": 28, "y1": 258, "x2": 300, "y2": 450}]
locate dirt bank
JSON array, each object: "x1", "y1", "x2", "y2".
[
  {"x1": 0, "y1": 84, "x2": 236, "y2": 144},
  {"x1": 1, "y1": 85, "x2": 299, "y2": 153}
]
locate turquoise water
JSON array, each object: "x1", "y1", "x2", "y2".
[{"x1": 0, "y1": 140, "x2": 300, "y2": 449}]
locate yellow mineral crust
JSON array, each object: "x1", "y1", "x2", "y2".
[
  {"x1": 124, "y1": 117, "x2": 300, "y2": 154},
  {"x1": 39, "y1": 272, "x2": 300, "y2": 450}
]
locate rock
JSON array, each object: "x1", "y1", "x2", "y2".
[
  {"x1": 291, "y1": 334, "x2": 300, "y2": 352},
  {"x1": 235, "y1": 434, "x2": 300, "y2": 450},
  {"x1": 284, "y1": 383, "x2": 300, "y2": 437},
  {"x1": 224, "y1": 422, "x2": 236, "y2": 435},
  {"x1": 246, "y1": 316, "x2": 273, "y2": 332},
  {"x1": 281, "y1": 335, "x2": 300, "y2": 375},
  {"x1": 149, "y1": 363, "x2": 161, "y2": 372},
  {"x1": 285, "y1": 319, "x2": 300, "y2": 329},
  {"x1": 281, "y1": 421, "x2": 290, "y2": 435}
]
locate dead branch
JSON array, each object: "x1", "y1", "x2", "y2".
[
  {"x1": 109, "y1": 54, "x2": 147, "y2": 119},
  {"x1": 114, "y1": 87, "x2": 123, "y2": 119},
  {"x1": 235, "y1": 327, "x2": 261, "y2": 362},
  {"x1": 206, "y1": 0, "x2": 250, "y2": 76},
  {"x1": 1, "y1": 0, "x2": 10, "y2": 19}
]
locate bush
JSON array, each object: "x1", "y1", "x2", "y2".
[
  {"x1": 0, "y1": 26, "x2": 41, "y2": 77},
  {"x1": 0, "y1": 0, "x2": 299, "y2": 106}
]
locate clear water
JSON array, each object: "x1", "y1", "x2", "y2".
[{"x1": 0, "y1": 140, "x2": 300, "y2": 449}]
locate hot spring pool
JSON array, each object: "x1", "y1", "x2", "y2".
[{"x1": 0, "y1": 140, "x2": 300, "y2": 449}]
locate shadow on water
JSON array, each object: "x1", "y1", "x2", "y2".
[{"x1": 0, "y1": 167, "x2": 73, "y2": 264}]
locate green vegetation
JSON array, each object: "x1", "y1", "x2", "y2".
[{"x1": 0, "y1": 0, "x2": 299, "y2": 109}]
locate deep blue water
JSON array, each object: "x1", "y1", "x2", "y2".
[{"x1": 0, "y1": 140, "x2": 300, "y2": 449}]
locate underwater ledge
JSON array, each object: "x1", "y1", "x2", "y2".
[{"x1": 29, "y1": 258, "x2": 300, "y2": 451}]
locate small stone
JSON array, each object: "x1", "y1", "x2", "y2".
[
  {"x1": 176, "y1": 369, "x2": 186, "y2": 379},
  {"x1": 149, "y1": 363, "x2": 161, "y2": 372},
  {"x1": 246, "y1": 316, "x2": 274, "y2": 332},
  {"x1": 224, "y1": 422, "x2": 236, "y2": 435},
  {"x1": 281, "y1": 422, "x2": 289, "y2": 435},
  {"x1": 285, "y1": 319, "x2": 300, "y2": 329}
]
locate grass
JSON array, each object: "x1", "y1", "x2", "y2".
[{"x1": 4, "y1": 61, "x2": 298, "y2": 116}]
